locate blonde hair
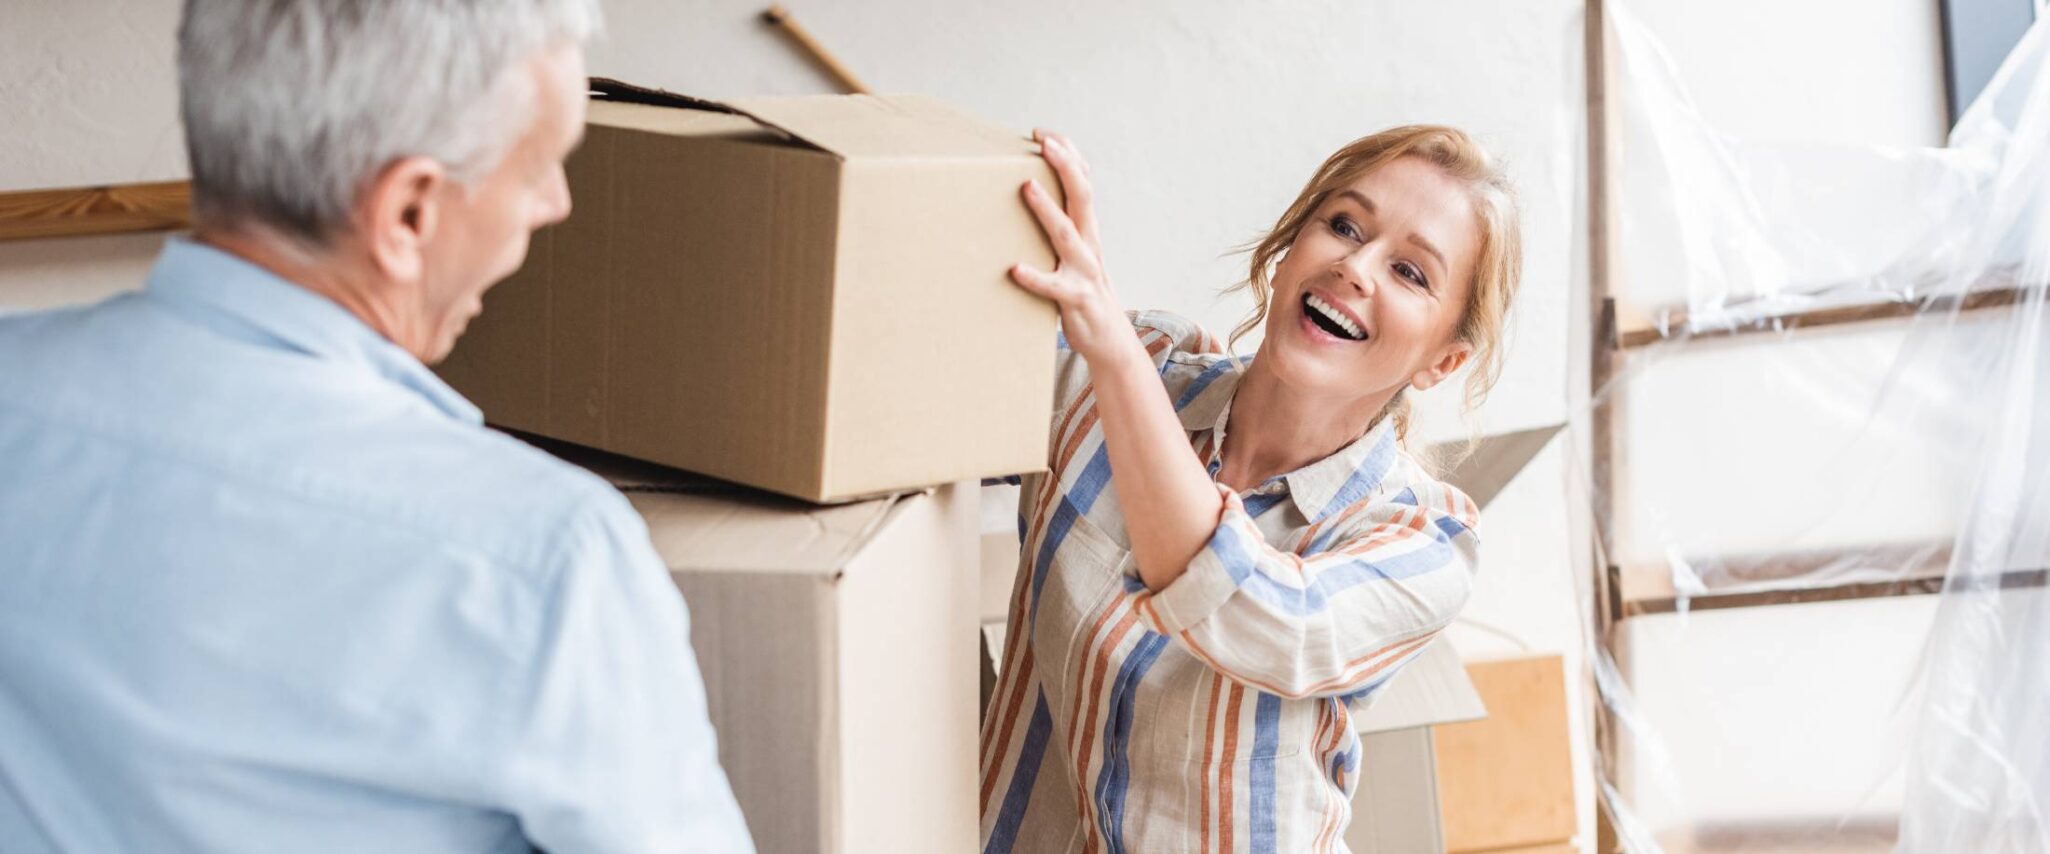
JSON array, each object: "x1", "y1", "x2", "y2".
[{"x1": 1227, "y1": 125, "x2": 1522, "y2": 448}]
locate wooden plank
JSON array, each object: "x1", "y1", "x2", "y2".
[
  {"x1": 1435, "y1": 655, "x2": 1577, "y2": 854},
  {"x1": 1616, "y1": 541, "x2": 2049, "y2": 616},
  {"x1": 1582, "y1": 1, "x2": 1625, "y2": 850},
  {"x1": 1614, "y1": 285, "x2": 2031, "y2": 349},
  {"x1": 0, "y1": 180, "x2": 192, "y2": 242},
  {"x1": 761, "y1": 5, "x2": 872, "y2": 95}
]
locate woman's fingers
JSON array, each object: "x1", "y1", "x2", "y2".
[
  {"x1": 1009, "y1": 262, "x2": 1078, "y2": 303},
  {"x1": 1049, "y1": 131, "x2": 1091, "y2": 177},
  {"x1": 1035, "y1": 132, "x2": 1100, "y2": 250},
  {"x1": 1021, "y1": 180, "x2": 1099, "y2": 277}
]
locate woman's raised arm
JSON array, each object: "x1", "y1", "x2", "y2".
[{"x1": 1007, "y1": 130, "x2": 1223, "y2": 592}]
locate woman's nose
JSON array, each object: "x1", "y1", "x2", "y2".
[{"x1": 1336, "y1": 246, "x2": 1379, "y2": 298}]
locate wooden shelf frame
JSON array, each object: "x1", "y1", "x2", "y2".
[
  {"x1": 0, "y1": 180, "x2": 192, "y2": 242},
  {"x1": 1612, "y1": 284, "x2": 2035, "y2": 350},
  {"x1": 1576, "y1": 4, "x2": 2038, "y2": 848},
  {"x1": 1611, "y1": 541, "x2": 2049, "y2": 618}
]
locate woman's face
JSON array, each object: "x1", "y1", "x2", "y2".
[{"x1": 1257, "y1": 155, "x2": 1479, "y2": 409}]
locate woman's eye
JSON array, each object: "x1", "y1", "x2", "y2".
[
  {"x1": 1329, "y1": 215, "x2": 1360, "y2": 240},
  {"x1": 1396, "y1": 262, "x2": 1430, "y2": 289}
]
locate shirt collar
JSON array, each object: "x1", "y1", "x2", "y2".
[
  {"x1": 143, "y1": 238, "x2": 483, "y2": 425},
  {"x1": 1179, "y1": 354, "x2": 1401, "y2": 524},
  {"x1": 1280, "y1": 419, "x2": 1400, "y2": 524}
]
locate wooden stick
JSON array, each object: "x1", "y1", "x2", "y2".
[
  {"x1": 0, "y1": 180, "x2": 192, "y2": 242},
  {"x1": 761, "y1": 5, "x2": 872, "y2": 95},
  {"x1": 1613, "y1": 284, "x2": 2033, "y2": 349},
  {"x1": 1582, "y1": 2, "x2": 1626, "y2": 850}
]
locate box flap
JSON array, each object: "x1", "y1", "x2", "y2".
[
  {"x1": 585, "y1": 77, "x2": 806, "y2": 148},
  {"x1": 586, "y1": 99, "x2": 779, "y2": 142},
  {"x1": 535, "y1": 436, "x2": 902, "y2": 575},
  {"x1": 1353, "y1": 639, "x2": 1488, "y2": 734},
  {"x1": 588, "y1": 76, "x2": 739, "y2": 115},
  {"x1": 723, "y1": 93, "x2": 1039, "y2": 160},
  {"x1": 625, "y1": 491, "x2": 901, "y2": 576},
  {"x1": 1425, "y1": 423, "x2": 1563, "y2": 510}
]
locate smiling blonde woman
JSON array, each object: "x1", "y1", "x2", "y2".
[{"x1": 980, "y1": 126, "x2": 1522, "y2": 853}]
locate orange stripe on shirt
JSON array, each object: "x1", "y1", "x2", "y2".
[
  {"x1": 1313, "y1": 698, "x2": 1349, "y2": 852},
  {"x1": 1218, "y1": 682, "x2": 1244, "y2": 854},
  {"x1": 1177, "y1": 626, "x2": 1440, "y2": 699},
  {"x1": 1199, "y1": 671, "x2": 1221, "y2": 854},
  {"x1": 1068, "y1": 600, "x2": 1142, "y2": 839},
  {"x1": 979, "y1": 646, "x2": 1036, "y2": 813},
  {"x1": 980, "y1": 547, "x2": 1039, "y2": 772}
]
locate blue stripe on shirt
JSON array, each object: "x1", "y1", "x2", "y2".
[
  {"x1": 1093, "y1": 631, "x2": 1171, "y2": 852},
  {"x1": 1207, "y1": 520, "x2": 1461, "y2": 616},
  {"x1": 1242, "y1": 490, "x2": 1290, "y2": 518},
  {"x1": 1029, "y1": 448, "x2": 1113, "y2": 618},
  {"x1": 985, "y1": 695, "x2": 1056, "y2": 854},
  {"x1": 1173, "y1": 357, "x2": 1236, "y2": 410},
  {"x1": 1313, "y1": 431, "x2": 1398, "y2": 522},
  {"x1": 1249, "y1": 693, "x2": 1282, "y2": 852}
]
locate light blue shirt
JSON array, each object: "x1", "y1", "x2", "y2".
[{"x1": 0, "y1": 239, "x2": 755, "y2": 853}]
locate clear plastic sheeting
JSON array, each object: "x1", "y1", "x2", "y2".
[
  {"x1": 1610, "y1": 8, "x2": 2018, "y2": 327},
  {"x1": 1581, "y1": 4, "x2": 2050, "y2": 851}
]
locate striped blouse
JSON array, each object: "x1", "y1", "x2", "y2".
[{"x1": 979, "y1": 311, "x2": 1481, "y2": 854}]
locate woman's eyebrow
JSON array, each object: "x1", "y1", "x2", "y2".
[
  {"x1": 1338, "y1": 188, "x2": 1445, "y2": 273},
  {"x1": 1336, "y1": 189, "x2": 1375, "y2": 213},
  {"x1": 1408, "y1": 232, "x2": 1447, "y2": 273}
]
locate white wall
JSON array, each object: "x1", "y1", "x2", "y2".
[
  {"x1": 9, "y1": 0, "x2": 1969, "y2": 850},
  {"x1": 0, "y1": 0, "x2": 184, "y2": 310}
]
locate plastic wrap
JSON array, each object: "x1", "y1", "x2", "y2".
[{"x1": 1581, "y1": 4, "x2": 2050, "y2": 851}]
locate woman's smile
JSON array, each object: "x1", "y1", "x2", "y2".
[{"x1": 1296, "y1": 288, "x2": 1371, "y2": 345}]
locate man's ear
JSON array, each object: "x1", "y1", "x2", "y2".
[
  {"x1": 357, "y1": 156, "x2": 447, "y2": 285},
  {"x1": 1409, "y1": 340, "x2": 1473, "y2": 392}
]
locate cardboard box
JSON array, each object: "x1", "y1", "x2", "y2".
[
  {"x1": 1434, "y1": 654, "x2": 1577, "y2": 853},
  {"x1": 564, "y1": 442, "x2": 979, "y2": 854},
  {"x1": 440, "y1": 80, "x2": 1060, "y2": 503}
]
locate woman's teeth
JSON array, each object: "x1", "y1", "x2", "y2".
[{"x1": 1304, "y1": 293, "x2": 1365, "y2": 341}]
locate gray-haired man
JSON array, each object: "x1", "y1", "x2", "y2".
[{"x1": 0, "y1": 2, "x2": 753, "y2": 851}]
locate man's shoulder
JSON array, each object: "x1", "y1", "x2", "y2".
[
  {"x1": 326, "y1": 421, "x2": 638, "y2": 570},
  {"x1": 1, "y1": 302, "x2": 636, "y2": 576}
]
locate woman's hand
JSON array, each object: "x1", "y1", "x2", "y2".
[
  {"x1": 1010, "y1": 130, "x2": 1142, "y2": 370},
  {"x1": 1009, "y1": 130, "x2": 1225, "y2": 592}
]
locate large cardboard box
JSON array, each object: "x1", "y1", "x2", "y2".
[
  {"x1": 1434, "y1": 654, "x2": 1577, "y2": 853},
  {"x1": 441, "y1": 80, "x2": 1060, "y2": 502},
  {"x1": 564, "y1": 443, "x2": 979, "y2": 854},
  {"x1": 1346, "y1": 644, "x2": 1488, "y2": 854}
]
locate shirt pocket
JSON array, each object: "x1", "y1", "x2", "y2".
[
  {"x1": 1139, "y1": 664, "x2": 1306, "y2": 767},
  {"x1": 1028, "y1": 506, "x2": 1138, "y2": 689}
]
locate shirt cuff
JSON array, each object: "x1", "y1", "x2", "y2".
[{"x1": 1139, "y1": 484, "x2": 1264, "y2": 635}]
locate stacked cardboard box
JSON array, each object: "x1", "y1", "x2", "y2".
[
  {"x1": 438, "y1": 80, "x2": 1060, "y2": 504},
  {"x1": 1433, "y1": 654, "x2": 1579, "y2": 854},
  {"x1": 553, "y1": 442, "x2": 979, "y2": 853}
]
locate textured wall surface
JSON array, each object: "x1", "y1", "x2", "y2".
[
  {"x1": 0, "y1": 0, "x2": 1581, "y2": 437},
  {"x1": 0, "y1": 1, "x2": 1958, "y2": 849}
]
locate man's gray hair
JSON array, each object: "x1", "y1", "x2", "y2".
[{"x1": 177, "y1": 0, "x2": 602, "y2": 244}]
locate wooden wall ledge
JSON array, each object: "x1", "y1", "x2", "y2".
[
  {"x1": 1613, "y1": 283, "x2": 2034, "y2": 350},
  {"x1": 1614, "y1": 540, "x2": 2048, "y2": 617},
  {"x1": 0, "y1": 180, "x2": 192, "y2": 242}
]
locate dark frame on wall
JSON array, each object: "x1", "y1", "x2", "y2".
[{"x1": 1938, "y1": 0, "x2": 2038, "y2": 127}]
